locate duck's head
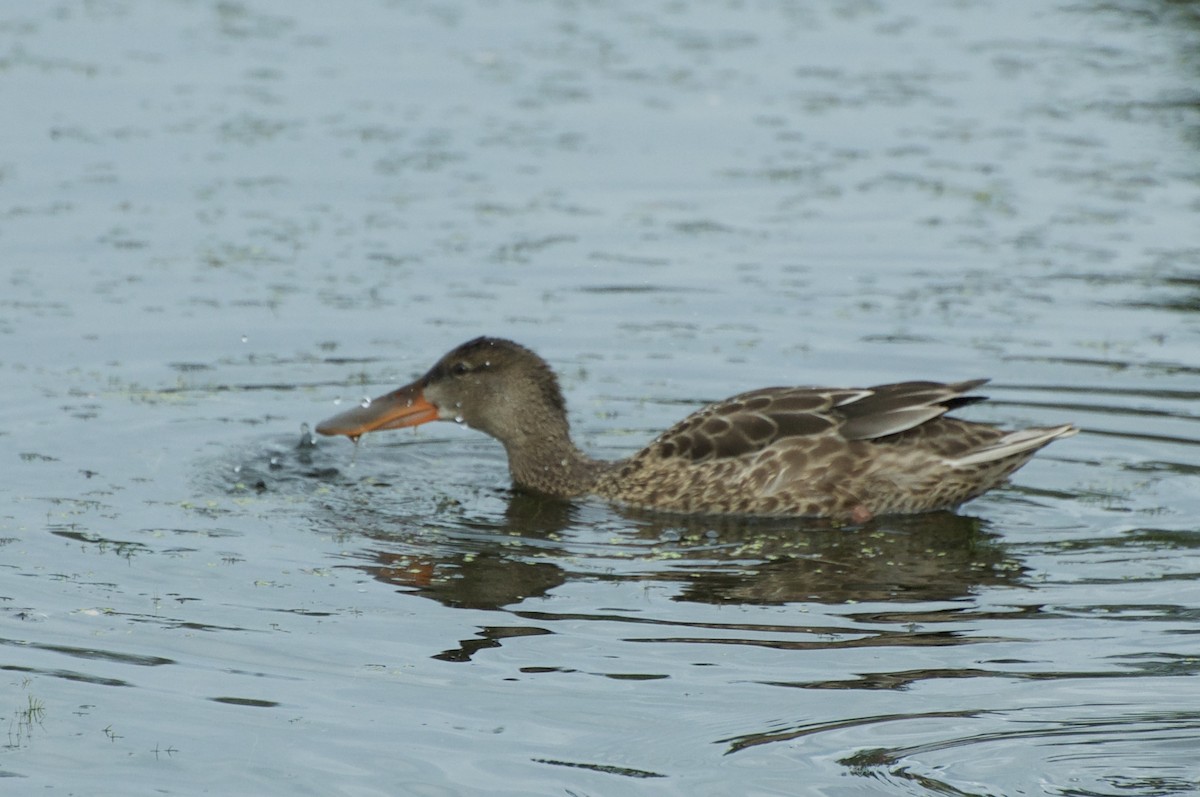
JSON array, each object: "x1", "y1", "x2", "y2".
[{"x1": 315, "y1": 337, "x2": 568, "y2": 445}]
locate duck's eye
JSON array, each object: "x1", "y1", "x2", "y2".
[{"x1": 450, "y1": 362, "x2": 470, "y2": 377}]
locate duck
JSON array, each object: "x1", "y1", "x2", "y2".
[{"x1": 315, "y1": 336, "x2": 1077, "y2": 521}]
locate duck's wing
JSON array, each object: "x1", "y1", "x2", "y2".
[{"x1": 640, "y1": 379, "x2": 991, "y2": 464}]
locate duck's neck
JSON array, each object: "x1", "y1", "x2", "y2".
[{"x1": 499, "y1": 420, "x2": 614, "y2": 498}]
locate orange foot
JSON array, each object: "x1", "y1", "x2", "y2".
[{"x1": 849, "y1": 504, "x2": 874, "y2": 524}]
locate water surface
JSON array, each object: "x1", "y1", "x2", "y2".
[{"x1": 2, "y1": 1, "x2": 1199, "y2": 795}]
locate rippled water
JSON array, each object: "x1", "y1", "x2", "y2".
[{"x1": 3, "y1": 1, "x2": 1199, "y2": 795}]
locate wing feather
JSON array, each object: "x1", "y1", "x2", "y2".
[{"x1": 646, "y1": 380, "x2": 990, "y2": 463}]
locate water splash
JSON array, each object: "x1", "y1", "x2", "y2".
[{"x1": 298, "y1": 422, "x2": 316, "y2": 449}]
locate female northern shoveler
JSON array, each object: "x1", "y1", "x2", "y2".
[{"x1": 315, "y1": 336, "x2": 1077, "y2": 521}]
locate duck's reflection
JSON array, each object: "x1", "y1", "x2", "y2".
[
  {"x1": 350, "y1": 488, "x2": 1024, "y2": 610},
  {"x1": 356, "y1": 491, "x2": 576, "y2": 610},
  {"x1": 643, "y1": 510, "x2": 1018, "y2": 606}
]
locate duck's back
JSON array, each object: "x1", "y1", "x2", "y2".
[{"x1": 595, "y1": 380, "x2": 1075, "y2": 519}]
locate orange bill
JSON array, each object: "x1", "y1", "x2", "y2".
[{"x1": 315, "y1": 382, "x2": 439, "y2": 438}]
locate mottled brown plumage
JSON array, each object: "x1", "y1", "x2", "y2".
[{"x1": 316, "y1": 337, "x2": 1077, "y2": 520}]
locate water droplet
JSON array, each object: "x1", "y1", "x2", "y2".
[
  {"x1": 332, "y1": 398, "x2": 343, "y2": 407},
  {"x1": 359, "y1": 396, "x2": 371, "y2": 408},
  {"x1": 454, "y1": 415, "x2": 464, "y2": 423},
  {"x1": 232, "y1": 465, "x2": 242, "y2": 474},
  {"x1": 240, "y1": 335, "x2": 248, "y2": 344}
]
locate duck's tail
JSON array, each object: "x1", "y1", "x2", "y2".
[{"x1": 951, "y1": 423, "x2": 1078, "y2": 468}]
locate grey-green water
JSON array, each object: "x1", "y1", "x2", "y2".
[{"x1": 3, "y1": 1, "x2": 1199, "y2": 794}]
